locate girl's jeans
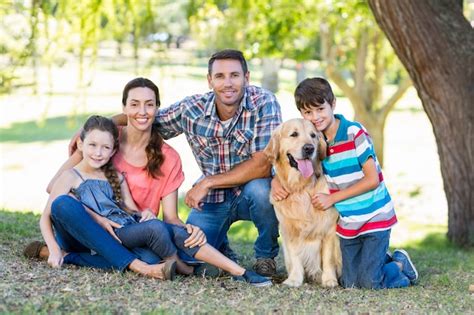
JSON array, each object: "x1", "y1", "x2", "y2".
[
  {"x1": 51, "y1": 195, "x2": 160, "y2": 271},
  {"x1": 340, "y1": 229, "x2": 410, "y2": 289}
]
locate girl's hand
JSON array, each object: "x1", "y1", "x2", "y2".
[
  {"x1": 184, "y1": 224, "x2": 207, "y2": 248},
  {"x1": 139, "y1": 209, "x2": 156, "y2": 222},
  {"x1": 48, "y1": 247, "x2": 64, "y2": 268},
  {"x1": 94, "y1": 215, "x2": 122, "y2": 243},
  {"x1": 312, "y1": 193, "x2": 334, "y2": 211},
  {"x1": 271, "y1": 177, "x2": 289, "y2": 201}
]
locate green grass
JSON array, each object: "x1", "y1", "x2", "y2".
[{"x1": 1, "y1": 209, "x2": 473, "y2": 314}]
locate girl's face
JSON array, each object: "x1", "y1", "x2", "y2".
[
  {"x1": 123, "y1": 87, "x2": 157, "y2": 131},
  {"x1": 78, "y1": 129, "x2": 116, "y2": 170}
]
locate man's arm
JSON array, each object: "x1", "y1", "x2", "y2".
[{"x1": 184, "y1": 151, "x2": 271, "y2": 209}]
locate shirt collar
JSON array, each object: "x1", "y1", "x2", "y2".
[{"x1": 334, "y1": 114, "x2": 349, "y2": 142}]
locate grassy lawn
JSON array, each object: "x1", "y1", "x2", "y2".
[{"x1": 1, "y1": 209, "x2": 473, "y2": 314}]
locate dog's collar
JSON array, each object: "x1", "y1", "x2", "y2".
[{"x1": 287, "y1": 153, "x2": 299, "y2": 169}]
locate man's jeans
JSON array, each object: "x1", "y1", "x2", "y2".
[
  {"x1": 51, "y1": 195, "x2": 161, "y2": 271},
  {"x1": 186, "y1": 178, "x2": 279, "y2": 259},
  {"x1": 340, "y1": 229, "x2": 410, "y2": 289}
]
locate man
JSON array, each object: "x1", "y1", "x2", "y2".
[{"x1": 155, "y1": 49, "x2": 281, "y2": 276}]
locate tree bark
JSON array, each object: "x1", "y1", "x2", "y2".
[{"x1": 369, "y1": 0, "x2": 474, "y2": 246}]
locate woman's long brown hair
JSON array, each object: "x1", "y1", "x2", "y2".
[{"x1": 122, "y1": 77, "x2": 164, "y2": 178}]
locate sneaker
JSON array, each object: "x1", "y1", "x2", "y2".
[
  {"x1": 233, "y1": 270, "x2": 273, "y2": 287},
  {"x1": 253, "y1": 258, "x2": 276, "y2": 277},
  {"x1": 193, "y1": 262, "x2": 222, "y2": 278},
  {"x1": 393, "y1": 249, "x2": 418, "y2": 283}
]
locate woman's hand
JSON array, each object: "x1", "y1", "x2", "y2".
[
  {"x1": 271, "y1": 177, "x2": 289, "y2": 201},
  {"x1": 139, "y1": 209, "x2": 156, "y2": 222},
  {"x1": 47, "y1": 247, "x2": 64, "y2": 268},
  {"x1": 311, "y1": 193, "x2": 334, "y2": 211},
  {"x1": 184, "y1": 224, "x2": 207, "y2": 248}
]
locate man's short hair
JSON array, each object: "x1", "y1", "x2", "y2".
[
  {"x1": 208, "y1": 49, "x2": 248, "y2": 75},
  {"x1": 294, "y1": 77, "x2": 335, "y2": 111}
]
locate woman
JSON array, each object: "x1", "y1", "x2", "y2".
[{"x1": 26, "y1": 78, "x2": 208, "y2": 279}]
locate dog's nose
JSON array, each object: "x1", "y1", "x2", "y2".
[{"x1": 302, "y1": 144, "x2": 315, "y2": 158}]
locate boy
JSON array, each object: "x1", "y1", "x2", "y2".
[{"x1": 272, "y1": 77, "x2": 418, "y2": 289}]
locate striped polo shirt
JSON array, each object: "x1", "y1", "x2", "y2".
[{"x1": 322, "y1": 114, "x2": 397, "y2": 239}]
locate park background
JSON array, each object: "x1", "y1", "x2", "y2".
[{"x1": 1, "y1": 0, "x2": 473, "y2": 313}]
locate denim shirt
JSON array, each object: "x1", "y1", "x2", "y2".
[{"x1": 71, "y1": 174, "x2": 137, "y2": 227}]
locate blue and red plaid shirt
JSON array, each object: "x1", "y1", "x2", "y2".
[{"x1": 155, "y1": 85, "x2": 282, "y2": 203}]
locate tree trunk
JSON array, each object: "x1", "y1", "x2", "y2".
[
  {"x1": 261, "y1": 58, "x2": 280, "y2": 93},
  {"x1": 369, "y1": 0, "x2": 474, "y2": 246}
]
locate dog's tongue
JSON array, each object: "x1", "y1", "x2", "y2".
[{"x1": 297, "y1": 159, "x2": 314, "y2": 178}]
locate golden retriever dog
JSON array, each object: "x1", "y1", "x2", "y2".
[{"x1": 264, "y1": 118, "x2": 341, "y2": 287}]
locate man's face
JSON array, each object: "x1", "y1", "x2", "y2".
[{"x1": 207, "y1": 59, "x2": 249, "y2": 109}]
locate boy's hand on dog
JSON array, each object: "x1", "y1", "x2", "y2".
[
  {"x1": 271, "y1": 177, "x2": 289, "y2": 201},
  {"x1": 312, "y1": 193, "x2": 334, "y2": 211}
]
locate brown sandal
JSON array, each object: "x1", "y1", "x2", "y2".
[
  {"x1": 23, "y1": 241, "x2": 47, "y2": 259},
  {"x1": 162, "y1": 260, "x2": 177, "y2": 281}
]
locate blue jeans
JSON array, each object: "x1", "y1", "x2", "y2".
[
  {"x1": 115, "y1": 220, "x2": 200, "y2": 260},
  {"x1": 340, "y1": 229, "x2": 410, "y2": 289},
  {"x1": 51, "y1": 195, "x2": 160, "y2": 271},
  {"x1": 186, "y1": 178, "x2": 279, "y2": 259}
]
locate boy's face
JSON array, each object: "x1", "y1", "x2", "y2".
[{"x1": 299, "y1": 100, "x2": 335, "y2": 133}]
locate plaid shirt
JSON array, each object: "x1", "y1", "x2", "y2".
[{"x1": 155, "y1": 85, "x2": 282, "y2": 203}]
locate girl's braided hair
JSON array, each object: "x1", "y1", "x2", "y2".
[
  {"x1": 80, "y1": 115, "x2": 129, "y2": 210},
  {"x1": 122, "y1": 77, "x2": 164, "y2": 178}
]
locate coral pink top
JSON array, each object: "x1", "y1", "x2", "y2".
[{"x1": 112, "y1": 142, "x2": 184, "y2": 215}]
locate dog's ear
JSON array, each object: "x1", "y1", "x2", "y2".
[
  {"x1": 264, "y1": 126, "x2": 281, "y2": 163},
  {"x1": 318, "y1": 135, "x2": 327, "y2": 161}
]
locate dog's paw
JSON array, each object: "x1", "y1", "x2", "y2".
[
  {"x1": 283, "y1": 278, "x2": 303, "y2": 287},
  {"x1": 321, "y1": 278, "x2": 338, "y2": 288}
]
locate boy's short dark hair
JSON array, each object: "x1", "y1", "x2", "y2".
[
  {"x1": 208, "y1": 49, "x2": 248, "y2": 75},
  {"x1": 295, "y1": 77, "x2": 335, "y2": 111}
]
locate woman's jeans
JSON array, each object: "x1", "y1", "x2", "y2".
[
  {"x1": 186, "y1": 178, "x2": 280, "y2": 259},
  {"x1": 340, "y1": 229, "x2": 410, "y2": 289},
  {"x1": 115, "y1": 220, "x2": 199, "y2": 261},
  {"x1": 51, "y1": 195, "x2": 160, "y2": 271}
]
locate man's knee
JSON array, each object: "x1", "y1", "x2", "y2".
[{"x1": 242, "y1": 178, "x2": 272, "y2": 207}]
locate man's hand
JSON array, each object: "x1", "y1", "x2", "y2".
[
  {"x1": 312, "y1": 193, "x2": 334, "y2": 211},
  {"x1": 139, "y1": 209, "x2": 156, "y2": 222},
  {"x1": 271, "y1": 177, "x2": 289, "y2": 201},
  {"x1": 184, "y1": 179, "x2": 210, "y2": 210},
  {"x1": 47, "y1": 247, "x2": 64, "y2": 268},
  {"x1": 183, "y1": 224, "x2": 207, "y2": 248},
  {"x1": 68, "y1": 129, "x2": 82, "y2": 156},
  {"x1": 94, "y1": 215, "x2": 123, "y2": 242}
]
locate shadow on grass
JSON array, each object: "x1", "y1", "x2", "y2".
[{"x1": 0, "y1": 113, "x2": 113, "y2": 143}]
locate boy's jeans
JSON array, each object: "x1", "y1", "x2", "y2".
[
  {"x1": 51, "y1": 195, "x2": 161, "y2": 271},
  {"x1": 340, "y1": 229, "x2": 410, "y2": 289},
  {"x1": 186, "y1": 178, "x2": 280, "y2": 259}
]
